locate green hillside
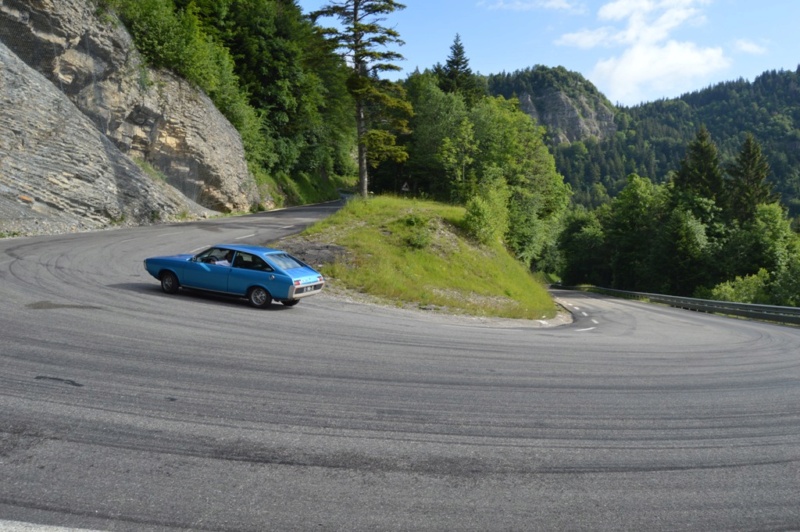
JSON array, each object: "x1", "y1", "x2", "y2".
[
  {"x1": 278, "y1": 196, "x2": 558, "y2": 320},
  {"x1": 526, "y1": 67, "x2": 800, "y2": 216}
]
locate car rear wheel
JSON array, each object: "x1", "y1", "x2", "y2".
[
  {"x1": 282, "y1": 300, "x2": 299, "y2": 307},
  {"x1": 160, "y1": 271, "x2": 179, "y2": 294},
  {"x1": 248, "y1": 287, "x2": 272, "y2": 308}
]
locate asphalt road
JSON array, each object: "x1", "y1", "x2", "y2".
[{"x1": 1, "y1": 203, "x2": 799, "y2": 531}]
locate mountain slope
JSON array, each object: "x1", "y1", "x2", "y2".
[
  {"x1": 488, "y1": 66, "x2": 617, "y2": 144},
  {"x1": 488, "y1": 65, "x2": 800, "y2": 217}
]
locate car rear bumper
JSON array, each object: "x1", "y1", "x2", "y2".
[{"x1": 288, "y1": 281, "x2": 325, "y2": 299}]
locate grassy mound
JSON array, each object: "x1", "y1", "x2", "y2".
[{"x1": 282, "y1": 196, "x2": 557, "y2": 320}]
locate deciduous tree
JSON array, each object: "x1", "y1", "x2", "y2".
[
  {"x1": 400, "y1": 72, "x2": 467, "y2": 198},
  {"x1": 605, "y1": 174, "x2": 667, "y2": 291}
]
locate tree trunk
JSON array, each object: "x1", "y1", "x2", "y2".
[{"x1": 356, "y1": 99, "x2": 369, "y2": 198}]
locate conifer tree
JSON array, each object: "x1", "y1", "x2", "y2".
[
  {"x1": 673, "y1": 126, "x2": 725, "y2": 204},
  {"x1": 312, "y1": 0, "x2": 411, "y2": 198},
  {"x1": 727, "y1": 133, "x2": 774, "y2": 222},
  {"x1": 434, "y1": 34, "x2": 484, "y2": 106}
]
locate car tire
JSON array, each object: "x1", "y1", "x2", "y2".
[
  {"x1": 282, "y1": 300, "x2": 300, "y2": 307},
  {"x1": 248, "y1": 287, "x2": 272, "y2": 308},
  {"x1": 160, "y1": 271, "x2": 179, "y2": 294}
]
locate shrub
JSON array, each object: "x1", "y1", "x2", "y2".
[
  {"x1": 463, "y1": 166, "x2": 509, "y2": 245},
  {"x1": 402, "y1": 214, "x2": 432, "y2": 249},
  {"x1": 704, "y1": 268, "x2": 771, "y2": 304}
]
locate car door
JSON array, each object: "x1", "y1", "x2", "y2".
[
  {"x1": 227, "y1": 252, "x2": 275, "y2": 296},
  {"x1": 182, "y1": 247, "x2": 233, "y2": 292}
]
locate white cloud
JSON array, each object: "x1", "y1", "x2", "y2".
[
  {"x1": 734, "y1": 39, "x2": 767, "y2": 55},
  {"x1": 557, "y1": 0, "x2": 727, "y2": 104},
  {"x1": 593, "y1": 40, "x2": 729, "y2": 105},
  {"x1": 557, "y1": 27, "x2": 615, "y2": 48},
  {"x1": 479, "y1": 0, "x2": 585, "y2": 12},
  {"x1": 597, "y1": 0, "x2": 706, "y2": 45}
]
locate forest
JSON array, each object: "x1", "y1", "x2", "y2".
[
  {"x1": 94, "y1": 0, "x2": 800, "y2": 306},
  {"x1": 567, "y1": 71, "x2": 800, "y2": 218},
  {"x1": 559, "y1": 129, "x2": 800, "y2": 306}
]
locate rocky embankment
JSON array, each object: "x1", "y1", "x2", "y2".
[{"x1": 0, "y1": 0, "x2": 264, "y2": 237}]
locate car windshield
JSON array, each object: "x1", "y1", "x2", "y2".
[{"x1": 268, "y1": 253, "x2": 305, "y2": 270}]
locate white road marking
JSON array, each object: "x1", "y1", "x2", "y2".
[
  {"x1": 235, "y1": 234, "x2": 256, "y2": 240},
  {"x1": 281, "y1": 225, "x2": 295, "y2": 229},
  {"x1": 592, "y1": 319, "x2": 599, "y2": 324},
  {"x1": 582, "y1": 312, "x2": 588, "y2": 317},
  {"x1": 190, "y1": 246, "x2": 207, "y2": 253},
  {"x1": 576, "y1": 327, "x2": 596, "y2": 332},
  {"x1": 0, "y1": 520, "x2": 104, "y2": 531}
]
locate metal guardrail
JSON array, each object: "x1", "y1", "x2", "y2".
[{"x1": 564, "y1": 286, "x2": 800, "y2": 326}]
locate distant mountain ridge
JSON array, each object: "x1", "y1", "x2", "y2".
[{"x1": 488, "y1": 65, "x2": 800, "y2": 217}]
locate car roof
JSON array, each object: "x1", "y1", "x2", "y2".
[{"x1": 213, "y1": 244, "x2": 286, "y2": 256}]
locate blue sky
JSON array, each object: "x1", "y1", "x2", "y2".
[{"x1": 296, "y1": 0, "x2": 800, "y2": 107}]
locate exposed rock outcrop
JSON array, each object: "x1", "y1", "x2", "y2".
[
  {"x1": 517, "y1": 88, "x2": 617, "y2": 145},
  {"x1": 0, "y1": 0, "x2": 262, "y2": 237},
  {"x1": 0, "y1": 40, "x2": 211, "y2": 236},
  {"x1": 488, "y1": 66, "x2": 618, "y2": 145}
]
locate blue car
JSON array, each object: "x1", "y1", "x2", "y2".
[{"x1": 143, "y1": 244, "x2": 325, "y2": 308}]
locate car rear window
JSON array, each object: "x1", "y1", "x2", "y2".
[{"x1": 268, "y1": 253, "x2": 304, "y2": 270}]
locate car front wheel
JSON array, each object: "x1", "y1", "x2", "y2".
[
  {"x1": 160, "y1": 271, "x2": 179, "y2": 294},
  {"x1": 248, "y1": 287, "x2": 272, "y2": 308}
]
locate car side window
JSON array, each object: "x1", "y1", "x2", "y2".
[
  {"x1": 196, "y1": 247, "x2": 230, "y2": 264},
  {"x1": 232, "y1": 252, "x2": 273, "y2": 272},
  {"x1": 232, "y1": 252, "x2": 252, "y2": 269},
  {"x1": 251, "y1": 256, "x2": 273, "y2": 272}
]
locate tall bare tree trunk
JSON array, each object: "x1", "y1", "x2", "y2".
[{"x1": 356, "y1": 92, "x2": 369, "y2": 198}]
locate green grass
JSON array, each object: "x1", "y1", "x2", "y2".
[{"x1": 300, "y1": 196, "x2": 558, "y2": 320}]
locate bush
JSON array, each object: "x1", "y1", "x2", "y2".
[
  {"x1": 463, "y1": 166, "x2": 509, "y2": 245},
  {"x1": 769, "y1": 253, "x2": 800, "y2": 306},
  {"x1": 703, "y1": 268, "x2": 771, "y2": 304}
]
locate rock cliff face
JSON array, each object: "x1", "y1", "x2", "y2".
[
  {"x1": 516, "y1": 89, "x2": 617, "y2": 145},
  {"x1": 1, "y1": 41, "x2": 212, "y2": 235},
  {"x1": 0, "y1": 0, "x2": 262, "y2": 236}
]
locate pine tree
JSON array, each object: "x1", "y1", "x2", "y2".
[
  {"x1": 433, "y1": 34, "x2": 484, "y2": 106},
  {"x1": 727, "y1": 133, "x2": 774, "y2": 222},
  {"x1": 312, "y1": 0, "x2": 411, "y2": 198},
  {"x1": 673, "y1": 126, "x2": 725, "y2": 203}
]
